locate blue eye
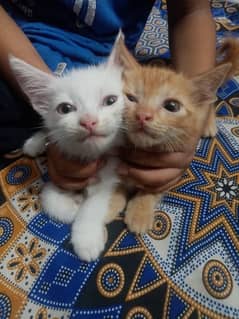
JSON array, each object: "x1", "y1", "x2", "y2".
[
  {"x1": 57, "y1": 103, "x2": 76, "y2": 114},
  {"x1": 103, "y1": 95, "x2": 118, "y2": 106}
]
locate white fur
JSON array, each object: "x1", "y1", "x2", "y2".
[
  {"x1": 10, "y1": 36, "x2": 124, "y2": 261},
  {"x1": 23, "y1": 131, "x2": 46, "y2": 157},
  {"x1": 10, "y1": 51, "x2": 123, "y2": 161},
  {"x1": 71, "y1": 158, "x2": 119, "y2": 261},
  {"x1": 40, "y1": 183, "x2": 83, "y2": 224}
]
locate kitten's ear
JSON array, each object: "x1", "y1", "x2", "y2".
[
  {"x1": 9, "y1": 55, "x2": 55, "y2": 116},
  {"x1": 192, "y1": 63, "x2": 232, "y2": 104},
  {"x1": 106, "y1": 30, "x2": 125, "y2": 68},
  {"x1": 107, "y1": 30, "x2": 140, "y2": 70}
]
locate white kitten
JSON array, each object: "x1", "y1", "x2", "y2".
[{"x1": 9, "y1": 35, "x2": 124, "y2": 261}]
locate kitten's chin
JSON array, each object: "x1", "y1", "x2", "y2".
[
  {"x1": 77, "y1": 134, "x2": 106, "y2": 143},
  {"x1": 81, "y1": 136, "x2": 116, "y2": 160},
  {"x1": 128, "y1": 132, "x2": 159, "y2": 149},
  {"x1": 57, "y1": 134, "x2": 116, "y2": 161},
  {"x1": 82, "y1": 135, "x2": 111, "y2": 151}
]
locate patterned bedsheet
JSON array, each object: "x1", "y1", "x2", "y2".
[{"x1": 0, "y1": 1, "x2": 239, "y2": 318}]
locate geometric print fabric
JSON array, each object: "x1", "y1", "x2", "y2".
[{"x1": 1, "y1": 1, "x2": 239, "y2": 318}]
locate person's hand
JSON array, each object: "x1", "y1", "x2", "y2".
[
  {"x1": 46, "y1": 144, "x2": 104, "y2": 191},
  {"x1": 117, "y1": 145, "x2": 196, "y2": 193}
]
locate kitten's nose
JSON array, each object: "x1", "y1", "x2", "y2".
[
  {"x1": 136, "y1": 111, "x2": 153, "y2": 124},
  {"x1": 80, "y1": 115, "x2": 98, "y2": 131}
]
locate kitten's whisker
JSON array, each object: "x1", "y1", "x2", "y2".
[
  {"x1": 162, "y1": 134, "x2": 186, "y2": 152},
  {"x1": 119, "y1": 127, "x2": 128, "y2": 133},
  {"x1": 119, "y1": 124, "x2": 128, "y2": 129},
  {"x1": 31, "y1": 124, "x2": 45, "y2": 130},
  {"x1": 46, "y1": 131, "x2": 77, "y2": 144}
]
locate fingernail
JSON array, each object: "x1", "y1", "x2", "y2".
[{"x1": 117, "y1": 166, "x2": 128, "y2": 176}]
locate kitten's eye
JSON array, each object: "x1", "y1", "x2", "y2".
[
  {"x1": 163, "y1": 99, "x2": 181, "y2": 112},
  {"x1": 126, "y1": 94, "x2": 138, "y2": 103},
  {"x1": 103, "y1": 95, "x2": 118, "y2": 106},
  {"x1": 57, "y1": 103, "x2": 76, "y2": 114}
]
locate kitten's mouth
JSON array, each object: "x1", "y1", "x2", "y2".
[
  {"x1": 79, "y1": 133, "x2": 106, "y2": 142},
  {"x1": 135, "y1": 127, "x2": 157, "y2": 139}
]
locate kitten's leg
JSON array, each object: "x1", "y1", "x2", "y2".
[
  {"x1": 202, "y1": 106, "x2": 217, "y2": 137},
  {"x1": 71, "y1": 185, "x2": 114, "y2": 262},
  {"x1": 125, "y1": 192, "x2": 159, "y2": 234},
  {"x1": 40, "y1": 183, "x2": 83, "y2": 224},
  {"x1": 71, "y1": 159, "x2": 119, "y2": 261},
  {"x1": 23, "y1": 131, "x2": 47, "y2": 157},
  {"x1": 105, "y1": 184, "x2": 127, "y2": 224}
]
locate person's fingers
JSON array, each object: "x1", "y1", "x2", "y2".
[
  {"x1": 118, "y1": 147, "x2": 194, "y2": 169},
  {"x1": 137, "y1": 174, "x2": 183, "y2": 194},
  {"x1": 118, "y1": 163, "x2": 183, "y2": 187},
  {"x1": 47, "y1": 144, "x2": 86, "y2": 173},
  {"x1": 60, "y1": 160, "x2": 102, "y2": 179},
  {"x1": 47, "y1": 158, "x2": 89, "y2": 190},
  {"x1": 47, "y1": 143, "x2": 104, "y2": 178}
]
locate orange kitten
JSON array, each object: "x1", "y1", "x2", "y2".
[{"x1": 115, "y1": 38, "x2": 239, "y2": 234}]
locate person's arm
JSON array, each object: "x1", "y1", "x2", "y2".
[
  {"x1": 118, "y1": 0, "x2": 216, "y2": 192},
  {"x1": 0, "y1": 5, "x2": 51, "y2": 94},
  {"x1": 167, "y1": 0, "x2": 216, "y2": 76}
]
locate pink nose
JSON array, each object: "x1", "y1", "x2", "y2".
[
  {"x1": 136, "y1": 112, "x2": 153, "y2": 124},
  {"x1": 80, "y1": 116, "x2": 98, "y2": 131}
]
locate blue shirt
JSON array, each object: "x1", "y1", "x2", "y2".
[{"x1": 1, "y1": 0, "x2": 154, "y2": 72}]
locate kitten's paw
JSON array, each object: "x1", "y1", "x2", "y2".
[
  {"x1": 23, "y1": 133, "x2": 46, "y2": 157},
  {"x1": 125, "y1": 199, "x2": 154, "y2": 234},
  {"x1": 71, "y1": 224, "x2": 105, "y2": 262},
  {"x1": 125, "y1": 211, "x2": 154, "y2": 234},
  {"x1": 40, "y1": 183, "x2": 82, "y2": 223},
  {"x1": 202, "y1": 124, "x2": 218, "y2": 138}
]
